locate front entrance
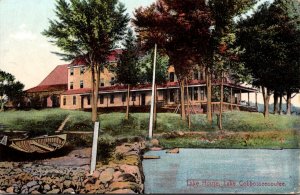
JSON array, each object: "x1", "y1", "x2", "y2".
[{"x1": 141, "y1": 93, "x2": 146, "y2": 106}]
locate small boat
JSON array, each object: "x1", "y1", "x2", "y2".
[{"x1": 0, "y1": 134, "x2": 67, "y2": 153}]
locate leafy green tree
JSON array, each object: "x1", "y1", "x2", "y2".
[
  {"x1": 139, "y1": 50, "x2": 169, "y2": 128},
  {"x1": 43, "y1": 0, "x2": 129, "y2": 122},
  {"x1": 0, "y1": 70, "x2": 24, "y2": 111},
  {"x1": 115, "y1": 29, "x2": 141, "y2": 120},
  {"x1": 237, "y1": 0, "x2": 300, "y2": 117}
]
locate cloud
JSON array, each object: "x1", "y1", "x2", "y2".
[{"x1": 9, "y1": 24, "x2": 37, "y2": 41}]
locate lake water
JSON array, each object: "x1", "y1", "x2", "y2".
[{"x1": 142, "y1": 149, "x2": 299, "y2": 194}]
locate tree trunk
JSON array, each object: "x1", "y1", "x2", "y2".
[
  {"x1": 286, "y1": 90, "x2": 291, "y2": 115},
  {"x1": 218, "y1": 72, "x2": 224, "y2": 130},
  {"x1": 273, "y1": 91, "x2": 279, "y2": 114},
  {"x1": 0, "y1": 102, "x2": 4, "y2": 112},
  {"x1": 126, "y1": 84, "x2": 130, "y2": 120},
  {"x1": 206, "y1": 68, "x2": 212, "y2": 125},
  {"x1": 180, "y1": 80, "x2": 186, "y2": 121},
  {"x1": 91, "y1": 64, "x2": 99, "y2": 122},
  {"x1": 153, "y1": 84, "x2": 157, "y2": 130},
  {"x1": 186, "y1": 78, "x2": 191, "y2": 129},
  {"x1": 261, "y1": 86, "x2": 271, "y2": 119},
  {"x1": 279, "y1": 93, "x2": 283, "y2": 115}
]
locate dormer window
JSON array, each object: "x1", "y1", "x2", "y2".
[
  {"x1": 80, "y1": 66, "x2": 85, "y2": 75},
  {"x1": 111, "y1": 77, "x2": 115, "y2": 86},
  {"x1": 70, "y1": 82, "x2": 74, "y2": 90},
  {"x1": 100, "y1": 78, "x2": 104, "y2": 87},
  {"x1": 194, "y1": 71, "x2": 199, "y2": 80},
  {"x1": 169, "y1": 72, "x2": 175, "y2": 82},
  {"x1": 70, "y1": 66, "x2": 74, "y2": 76}
]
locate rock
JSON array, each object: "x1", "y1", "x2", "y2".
[
  {"x1": 26, "y1": 181, "x2": 38, "y2": 188},
  {"x1": 112, "y1": 171, "x2": 122, "y2": 182},
  {"x1": 150, "y1": 147, "x2": 163, "y2": 151},
  {"x1": 109, "y1": 182, "x2": 140, "y2": 192},
  {"x1": 6, "y1": 187, "x2": 14, "y2": 193},
  {"x1": 150, "y1": 139, "x2": 159, "y2": 146},
  {"x1": 118, "y1": 173, "x2": 136, "y2": 183},
  {"x1": 63, "y1": 188, "x2": 75, "y2": 194},
  {"x1": 92, "y1": 170, "x2": 101, "y2": 179},
  {"x1": 115, "y1": 145, "x2": 131, "y2": 154},
  {"x1": 143, "y1": 155, "x2": 160, "y2": 159},
  {"x1": 177, "y1": 131, "x2": 185, "y2": 136},
  {"x1": 106, "y1": 189, "x2": 136, "y2": 194},
  {"x1": 31, "y1": 190, "x2": 40, "y2": 194},
  {"x1": 84, "y1": 183, "x2": 94, "y2": 192},
  {"x1": 28, "y1": 185, "x2": 40, "y2": 193},
  {"x1": 119, "y1": 165, "x2": 141, "y2": 183},
  {"x1": 63, "y1": 180, "x2": 72, "y2": 188},
  {"x1": 43, "y1": 184, "x2": 51, "y2": 191},
  {"x1": 47, "y1": 189, "x2": 60, "y2": 194},
  {"x1": 166, "y1": 148, "x2": 179, "y2": 154},
  {"x1": 99, "y1": 168, "x2": 114, "y2": 184}
]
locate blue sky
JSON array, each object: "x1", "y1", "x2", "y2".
[{"x1": 0, "y1": 0, "x2": 271, "y2": 90}]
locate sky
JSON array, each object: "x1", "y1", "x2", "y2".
[
  {"x1": 0, "y1": 0, "x2": 154, "y2": 90},
  {"x1": 2, "y1": 0, "x2": 298, "y2": 106}
]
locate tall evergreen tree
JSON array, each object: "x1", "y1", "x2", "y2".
[
  {"x1": 115, "y1": 29, "x2": 142, "y2": 120},
  {"x1": 43, "y1": 0, "x2": 129, "y2": 122}
]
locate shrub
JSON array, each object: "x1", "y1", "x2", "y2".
[{"x1": 97, "y1": 134, "x2": 116, "y2": 164}]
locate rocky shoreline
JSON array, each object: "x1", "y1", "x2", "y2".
[{"x1": 0, "y1": 140, "x2": 146, "y2": 194}]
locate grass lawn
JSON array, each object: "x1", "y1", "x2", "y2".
[{"x1": 0, "y1": 109, "x2": 299, "y2": 148}]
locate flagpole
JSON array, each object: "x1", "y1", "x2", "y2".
[{"x1": 149, "y1": 44, "x2": 157, "y2": 139}]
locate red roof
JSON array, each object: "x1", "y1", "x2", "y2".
[
  {"x1": 70, "y1": 49, "x2": 123, "y2": 66},
  {"x1": 26, "y1": 84, "x2": 67, "y2": 93},
  {"x1": 39, "y1": 64, "x2": 68, "y2": 86},
  {"x1": 26, "y1": 64, "x2": 68, "y2": 93}
]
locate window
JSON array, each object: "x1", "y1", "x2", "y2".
[
  {"x1": 194, "y1": 87, "x2": 198, "y2": 101},
  {"x1": 111, "y1": 77, "x2": 115, "y2": 86},
  {"x1": 110, "y1": 94, "x2": 114, "y2": 104},
  {"x1": 73, "y1": 96, "x2": 76, "y2": 105},
  {"x1": 200, "y1": 72, "x2": 204, "y2": 80},
  {"x1": 200, "y1": 88, "x2": 205, "y2": 100},
  {"x1": 100, "y1": 95, "x2": 104, "y2": 104},
  {"x1": 132, "y1": 92, "x2": 136, "y2": 101},
  {"x1": 80, "y1": 66, "x2": 85, "y2": 75},
  {"x1": 70, "y1": 66, "x2": 74, "y2": 76},
  {"x1": 70, "y1": 82, "x2": 74, "y2": 90},
  {"x1": 87, "y1": 96, "x2": 91, "y2": 105},
  {"x1": 122, "y1": 93, "x2": 126, "y2": 102},
  {"x1": 170, "y1": 89, "x2": 175, "y2": 102},
  {"x1": 194, "y1": 71, "x2": 199, "y2": 80},
  {"x1": 63, "y1": 96, "x2": 66, "y2": 106},
  {"x1": 169, "y1": 72, "x2": 175, "y2": 82},
  {"x1": 80, "y1": 80, "x2": 84, "y2": 88},
  {"x1": 100, "y1": 78, "x2": 104, "y2": 87}
]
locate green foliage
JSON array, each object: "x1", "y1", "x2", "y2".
[
  {"x1": 0, "y1": 69, "x2": 24, "y2": 111},
  {"x1": 97, "y1": 134, "x2": 116, "y2": 164},
  {"x1": 159, "y1": 130, "x2": 299, "y2": 149},
  {"x1": 114, "y1": 29, "x2": 141, "y2": 86},
  {"x1": 139, "y1": 51, "x2": 169, "y2": 85},
  {"x1": 237, "y1": 0, "x2": 300, "y2": 93}
]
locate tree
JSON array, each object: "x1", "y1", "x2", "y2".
[
  {"x1": 133, "y1": 0, "x2": 212, "y2": 122},
  {"x1": 139, "y1": 50, "x2": 169, "y2": 128},
  {"x1": 205, "y1": 0, "x2": 256, "y2": 129},
  {"x1": 43, "y1": 0, "x2": 129, "y2": 122},
  {"x1": 0, "y1": 70, "x2": 24, "y2": 111},
  {"x1": 115, "y1": 29, "x2": 141, "y2": 120},
  {"x1": 237, "y1": 0, "x2": 300, "y2": 118}
]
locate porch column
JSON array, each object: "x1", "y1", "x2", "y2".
[
  {"x1": 255, "y1": 91, "x2": 258, "y2": 110},
  {"x1": 230, "y1": 87, "x2": 233, "y2": 111},
  {"x1": 248, "y1": 92, "x2": 250, "y2": 107},
  {"x1": 239, "y1": 90, "x2": 242, "y2": 104}
]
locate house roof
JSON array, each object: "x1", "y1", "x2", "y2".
[
  {"x1": 39, "y1": 64, "x2": 68, "y2": 86},
  {"x1": 26, "y1": 64, "x2": 68, "y2": 93},
  {"x1": 26, "y1": 84, "x2": 67, "y2": 93},
  {"x1": 70, "y1": 49, "x2": 123, "y2": 66}
]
